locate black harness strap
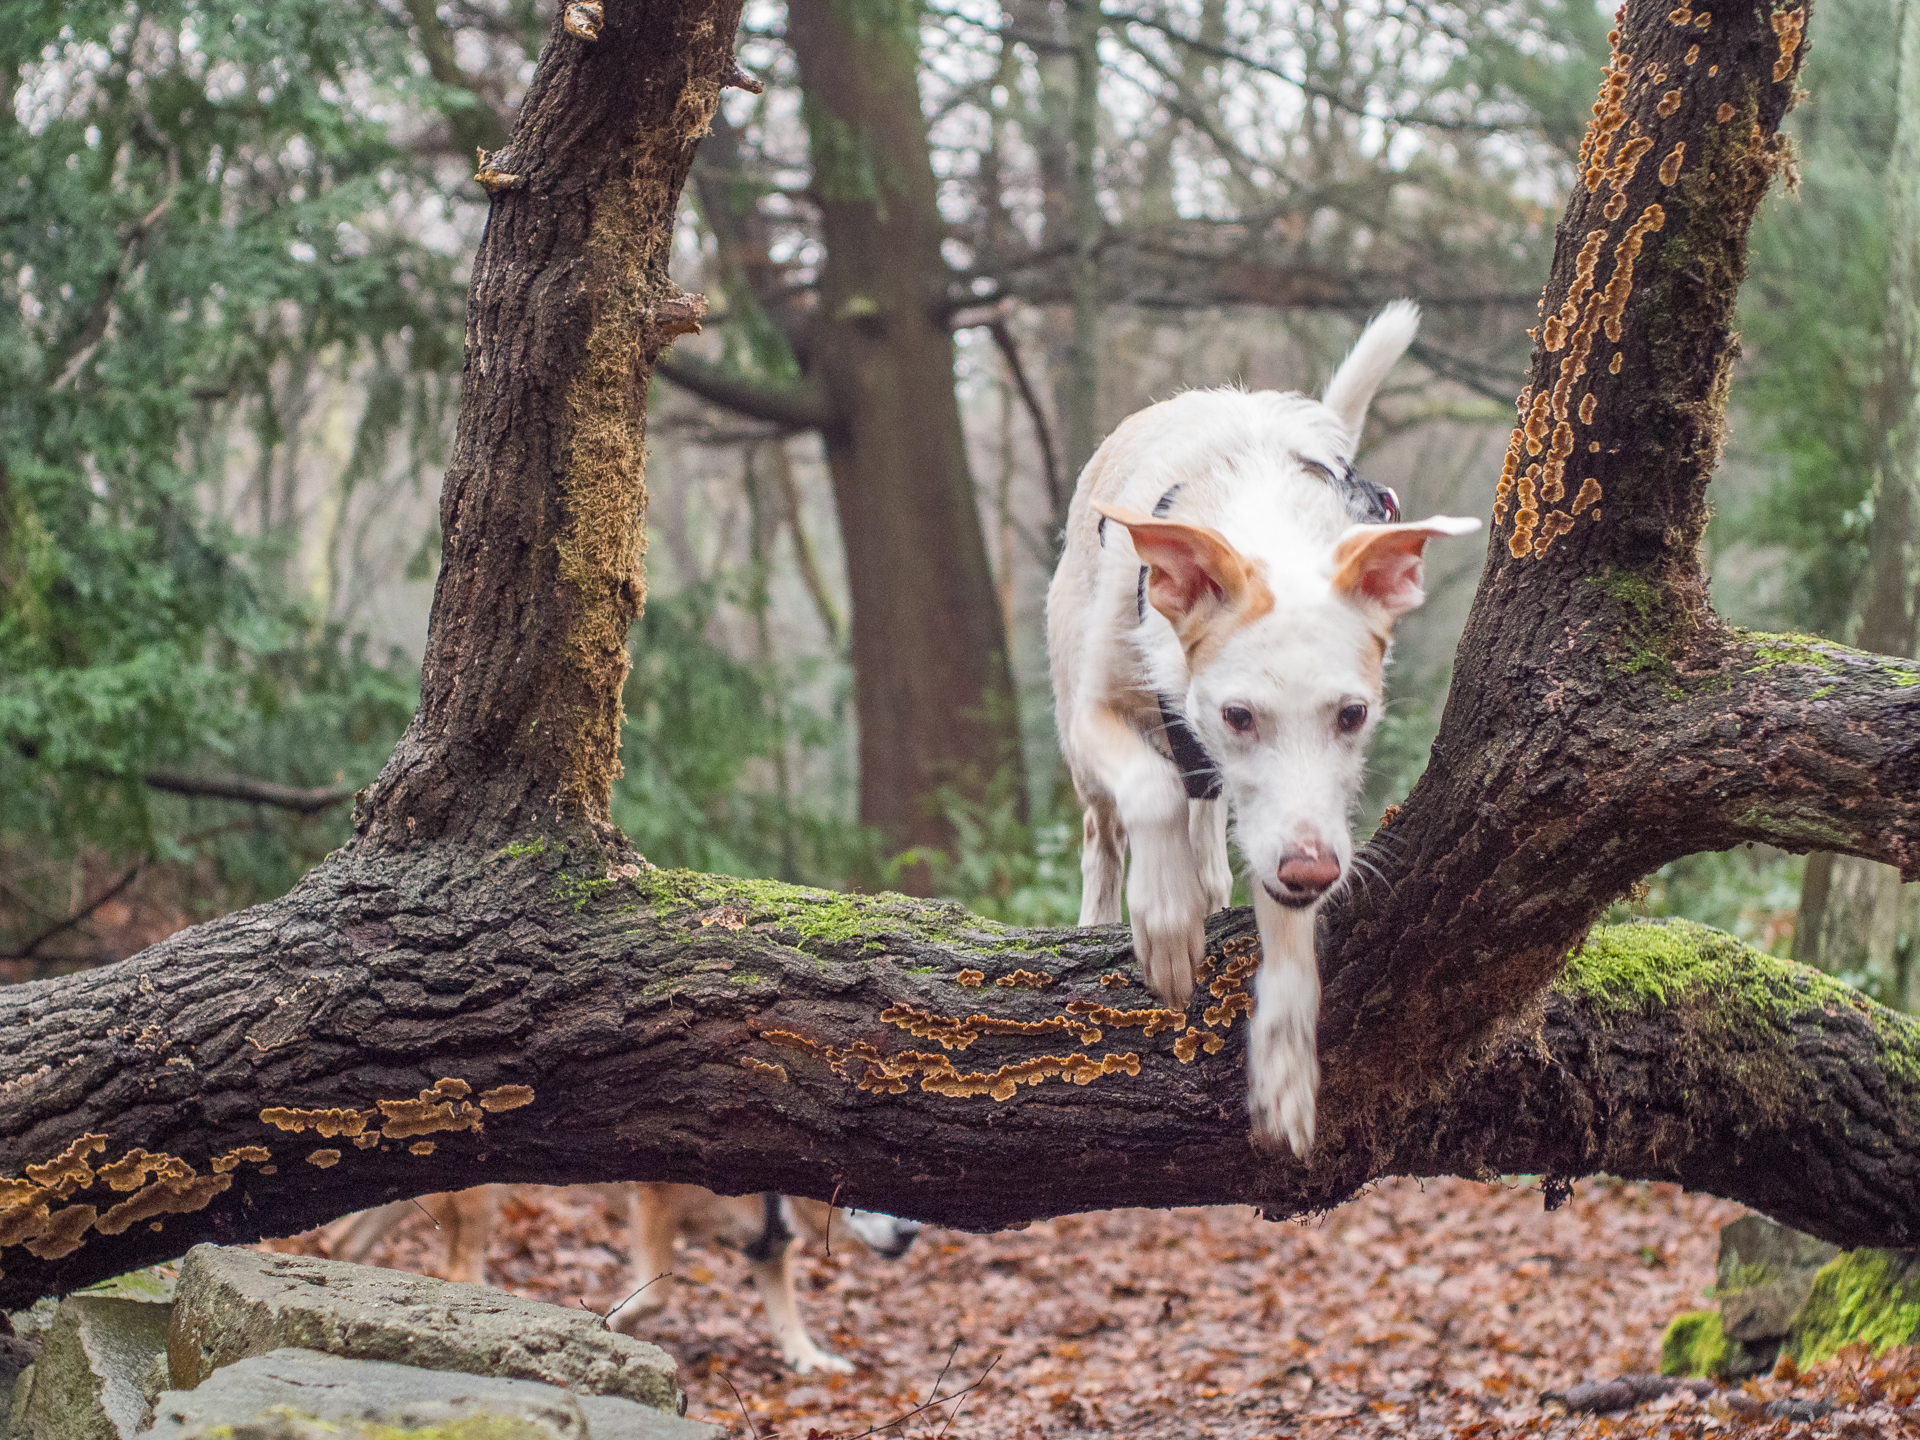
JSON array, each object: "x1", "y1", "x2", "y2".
[
  {"x1": 743, "y1": 1192, "x2": 792, "y2": 1263},
  {"x1": 1158, "y1": 693, "x2": 1223, "y2": 800}
]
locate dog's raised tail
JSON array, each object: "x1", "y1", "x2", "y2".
[{"x1": 1322, "y1": 299, "x2": 1420, "y2": 439}]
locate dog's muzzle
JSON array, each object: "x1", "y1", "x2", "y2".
[{"x1": 1264, "y1": 852, "x2": 1341, "y2": 908}]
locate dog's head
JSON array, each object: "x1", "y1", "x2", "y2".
[{"x1": 1099, "y1": 503, "x2": 1477, "y2": 907}]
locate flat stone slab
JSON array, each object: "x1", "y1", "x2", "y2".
[
  {"x1": 143, "y1": 1348, "x2": 713, "y2": 1440},
  {"x1": 168, "y1": 1246, "x2": 681, "y2": 1413}
]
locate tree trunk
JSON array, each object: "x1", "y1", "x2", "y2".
[
  {"x1": 782, "y1": 0, "x2": 1026, "y2": 872},
  {"x1": 664, "y1": 2, "x2": 1027, "y2": 874},
  {"x1": 8, "y1": 0, "x2": 1920, "y2": 1312}
]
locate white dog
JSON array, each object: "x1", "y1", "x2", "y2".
[{"x1": 1046, "y1": 302, "x2": 1479, "y2": 1155}]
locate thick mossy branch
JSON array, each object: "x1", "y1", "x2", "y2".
[
  {"x1": 1424, "y1": 919, "x2": 1920, "y2": 1248},
  {"x1": 0, "y1": 844, "x2": 1913, "y2": 1305}
]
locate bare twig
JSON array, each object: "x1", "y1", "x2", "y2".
[
  {"x1": 599, "y1": 1270, "x2": 674, "y2": 1324},
  {"x1": 984, "y1": 320, "x2": 1066, "y2": 528},
  {"x1": 0, "y1": 858, "x2": 144, "y2": 961},
  {"x1": 142, "y1": 770, "x2": 359, "y2": 815},
  {"x1": 836, "y1": 1352, "x2": 1002, "y2": 1440},
  {"x1": 825, "y1": 1180, "x2": 843, "y2": 1256},
  {"x1": 722, "y1": 1374, "x2": 761, "y2": 1440}
]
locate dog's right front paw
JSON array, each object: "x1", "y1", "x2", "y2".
[{"x1": 1128, "y1": 900, "x2": 1207, "y2": 1008}]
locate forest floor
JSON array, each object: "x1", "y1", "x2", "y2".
[{"x1": 282, "y1": 1176, "x2": 1920, "y2": 1439}]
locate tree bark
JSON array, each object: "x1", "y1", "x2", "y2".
[{"x1": 7, "y1": 0, "x2": 1920, "y2": 1310}]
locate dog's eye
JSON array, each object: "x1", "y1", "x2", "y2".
[
  {"x1": 1337, "y1": 703, "x2": 1368, "y2": 734},
  {"x1": 1222, "y1": 705, "x2": 1256, "y2": 734}
]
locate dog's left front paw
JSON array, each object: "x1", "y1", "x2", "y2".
[
  {"x1": 1126, "y1": 860, "x2": 1211, "y2": 1008},
  {"x1": 1247, "y1": 1012, "x2": 1319, "y2": 1158}
]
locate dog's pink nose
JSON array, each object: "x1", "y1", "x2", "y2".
[{"x1": 1276, "y1": 853, "x2": 1341, "y2": 893}]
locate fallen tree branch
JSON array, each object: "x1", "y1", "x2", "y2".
[{"x1": 0, "y1": 849, "x2": 1911, "y2": 1306}]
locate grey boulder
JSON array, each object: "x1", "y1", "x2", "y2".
[
  {"x1": 14, "y1": 1286, "x2": 173, "y2": 1440},
  {"x1": 167, "y1": 1246, "x2": 681, "y2": 1414}
]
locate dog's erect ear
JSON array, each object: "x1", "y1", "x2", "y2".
[
  {"x1": 1093, "y1": 502, "x2": 1271, "y2": 646},
  {"x1": 1332, "y1": 515, "x2": 1481, "y2": 620}
]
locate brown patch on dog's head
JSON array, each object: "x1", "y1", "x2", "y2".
[
  {"x1": 1093, "y1": 502, "x2": 1274, "y2": 666},
  {"x1": 1331, "y1": 516, "x2": 1481, "y2": 624}
]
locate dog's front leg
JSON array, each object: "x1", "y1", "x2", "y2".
[
  {"x1": 1078, "y1": 798, "x2": 1126, "y2": 925},
  {"x1": 1074, "y1": 707, "x2": 1210, "y2": 1005},
  {"x1": 1190, "y1": 797, "x2": 1232, "y2": 914},
  {"x1": 1247, "y1": 885, "x2": 1321, "y2": 1157},
  {"x1": 607, "y1": 1184, "x2": 681, "y2": 1334}
]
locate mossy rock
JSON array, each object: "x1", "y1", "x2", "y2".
[
  {"x1": 1785, "y1": 1249, "x2": 1920, "y2": 1366},
  {"x1": 1713, "y1": 1215, "x2": 1837, "y2": 1346},
  {"x1": 1661, "y1": 1311, "x2": 1730, "y2": 1378}
]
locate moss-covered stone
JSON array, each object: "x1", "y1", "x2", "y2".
[
  {"x1": 1785, "y1": 1249, "x2": 1920, "y2": 1365},
  {"x1": 1660, "y1": 1310, "x2": 1729, "y2": 1377}
]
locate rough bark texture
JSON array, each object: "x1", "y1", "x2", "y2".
[{"x1": 4, "y1": 0, "x2": 1918, "y2": 1310}]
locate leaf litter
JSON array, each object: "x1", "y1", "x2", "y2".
[{"x1": 278, "y1": 1176, "x2": 1919, "y2": 1438}]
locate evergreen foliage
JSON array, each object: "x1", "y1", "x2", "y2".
[{"x1": 0, "y1": 0, "x2": 463, "y2": 930}]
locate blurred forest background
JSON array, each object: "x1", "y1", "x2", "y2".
[{"x1": 2, "y1": 0, "x2": 1913, "y2": 1009}]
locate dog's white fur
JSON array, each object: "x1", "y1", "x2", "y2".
[
  {"x1": 324, "y1": 1184, "x2": 919, "y2": 1376},
  {"x1": 1046, "y1": 302, "x2": 1479, "y2": 1155}
]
